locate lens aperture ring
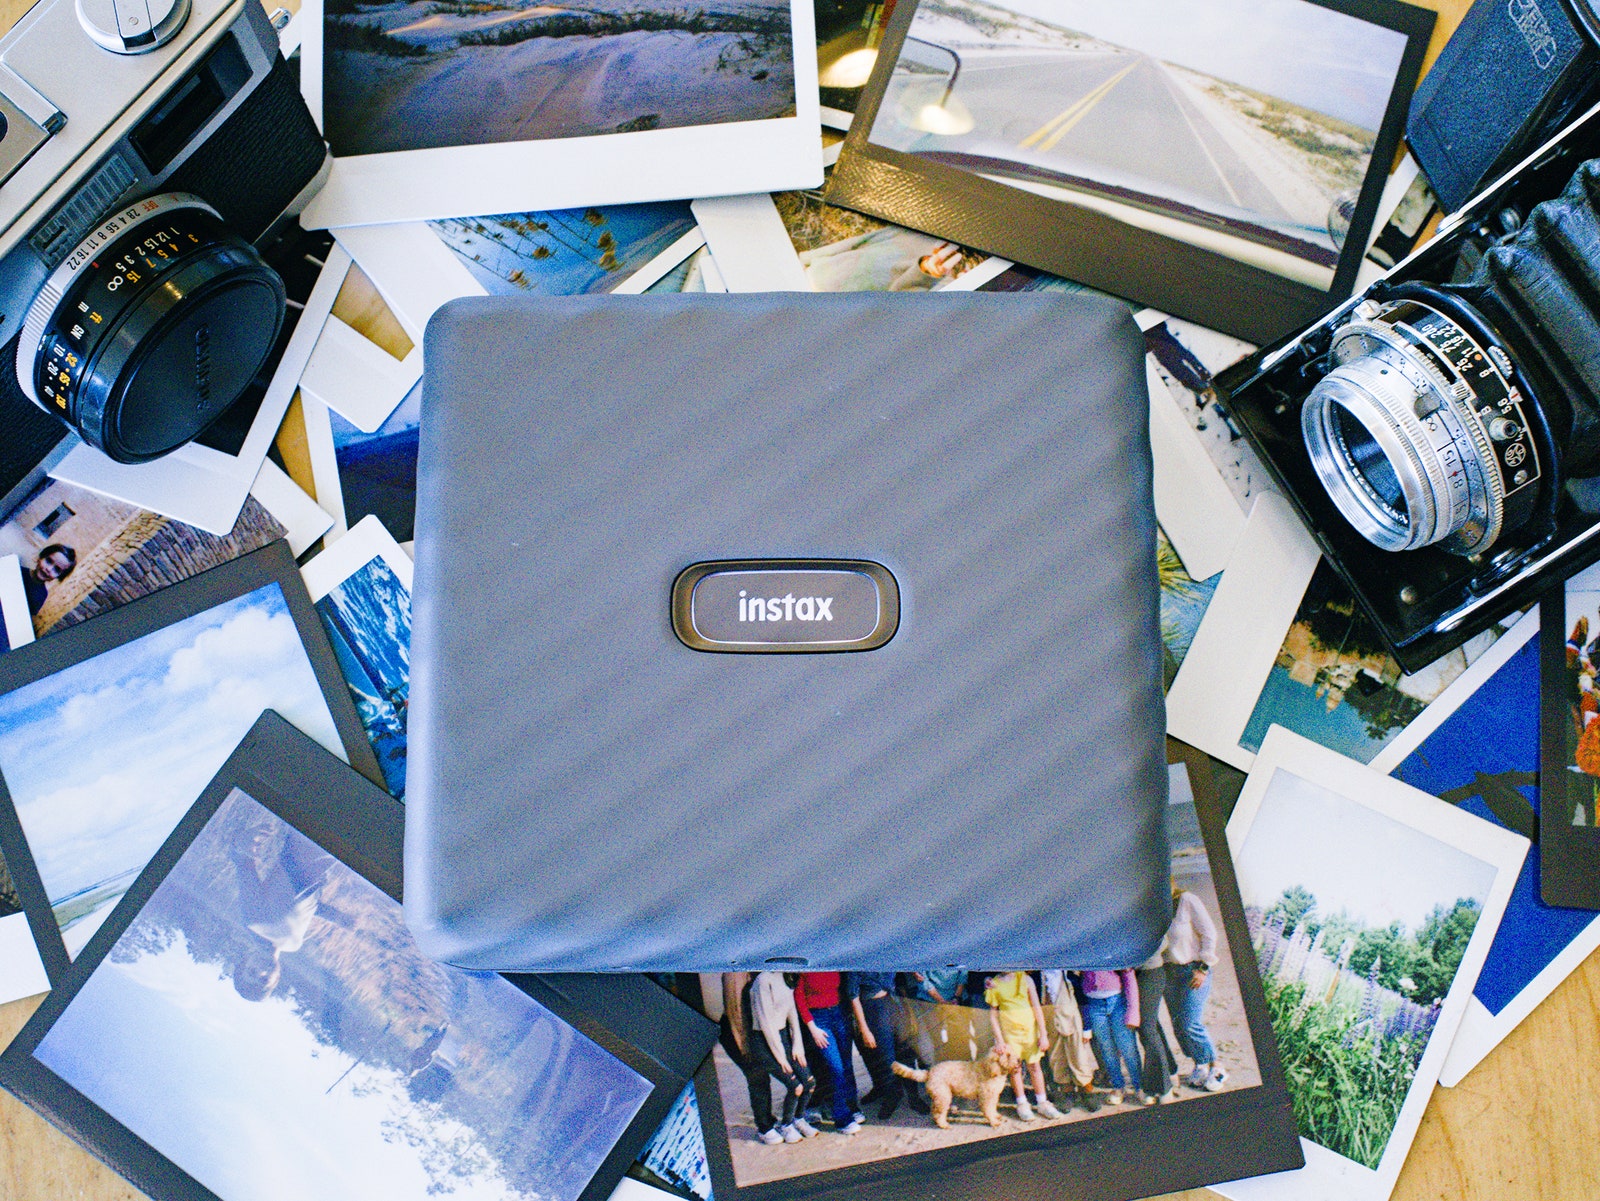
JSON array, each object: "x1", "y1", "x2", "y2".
[
  {"x1": 1400, "y1": 301, "x2": 1540, "y2": 499},
  {"x1": 18, "y1": 194, "x2": 222, "y2": 416},
  {"x1": 15, "y1": 193, "x2": 287, "y2": 463},
  {"x1": 1385, "y1": 316, "x2": 1505, "y2": 553}
]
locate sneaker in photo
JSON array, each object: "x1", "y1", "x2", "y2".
[
  {"x1": 1014, "y1": 1097, "x2": 1036, "y2": 1121},
  {"x1": 1203, "y1": 1066, "x2": 1228, "y2": 1092},
  {"x1": 839, "y1": 1119, "x2": 863, "y2": 1135},
  {"x1": 1105, "y1": 1091, "x2": 1123, "y2": 1106},
  {"x1": 757, "y1": 1128, "x2": 784, "y2": 1145},
  {"x1": 792, "y1": 1117, "x2": 819, "y2": 1138},
  {"x1": 779, "y1": 1124, "x2": 802, "y2": 1144},
  {"x1": 1035, "y1": 1098, "x2": 1064, "y2": 1119}
]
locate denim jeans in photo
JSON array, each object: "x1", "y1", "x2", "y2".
[
  {"x1": 1164, "y1": 962, "x2": 1217, "y2": 1065},
  {"x1": 808, "y1": 1004, "x2": 859, "y2": 1125},
  {"x1": 1080, "y1": 991, "x2": 1142, "y2": 1091}
]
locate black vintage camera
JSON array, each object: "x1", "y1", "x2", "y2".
[
  {"x1": 1408, "y1": 0, "x2": 1600, "y2": 212},
  {"x1": 0, "y1": 0, "x2": 328, "y2": 514},
  {"x1": 1219, "y1": 104, "x2": 1600, "y2": 673}
]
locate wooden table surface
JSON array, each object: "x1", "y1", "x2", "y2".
[{"x1": 7, "y1": 0, "x2": 1599, "y2": 1198}]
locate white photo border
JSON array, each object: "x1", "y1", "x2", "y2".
[
  {"x1": 1165, "y1": 493, "x2": 1322, "y2": 769},
  {"x1": 300, "y1": 0, "x2": 824, "y2": 228},
  {"x1": 301, "y1": 513, "x2": 414, "y2": 604},
  {"x1": 1219, "y1": 726, "x2": 1527, "y2": 1201},
  {"x1": 0, "y1": 554, "x2": 31, "y2": 652}
]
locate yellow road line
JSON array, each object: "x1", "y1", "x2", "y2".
[{"x1": 1019, "y1": 60, "x2": 1140, "y2": 152}]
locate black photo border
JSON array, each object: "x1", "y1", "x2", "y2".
[
  {"x1": 0, "y1": 540, "x2": 383, "y2": 986},
  {"x1": 0, "y1": 710, "x2": 717, "y2": 1201},
  {"x1": 1538, "y1": 591, "x2": 1600, "y2": 910},
  {"x1": 684, "y1": 739, "x2": 1302, "y2": 1201},
  {"x1": 826, "y1": 0, "x2": 1435, "y2": 345}
]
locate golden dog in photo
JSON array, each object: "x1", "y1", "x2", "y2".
[{"x1": 892, "y1": 1044, "x2": 1021, "y2": 1129}]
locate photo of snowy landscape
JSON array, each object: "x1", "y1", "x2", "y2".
[
  {"x1": 322, "y1": 0, "x2": 797, "y2": 157},
  {"x1": 315, "y1": 555, "x2": 411, "y2": 801},
  {"x1": 34, "y1": 789, "x2": 652, "y2": 1201},
  {"x1": 431, "y1": 202, "x2": 696, "y2": 295},
  {"x1": 867, "y1": 0, "x2": 1410, "y2": 282}
]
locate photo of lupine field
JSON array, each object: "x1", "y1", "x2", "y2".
[{"x1": 1235, "y1": 768, "x2": 1496, "y2": 1169}]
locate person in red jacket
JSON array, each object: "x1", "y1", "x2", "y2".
[{"x1": 794, "y1": 972, "x2": 864, "y2": 1134}]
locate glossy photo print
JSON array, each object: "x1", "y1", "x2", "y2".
[
  {"x1": 828, "y1": 0, "x2": 1432, "y2": 341},
  {"x1": 0, "y1": 545, "x2": 377, "y2": 979},
  {"x1": 1221, "y1": 728, "x2": 1525, "y2": 1201},
  {"x1": 691, "y1": 753, "x2": 1300, "y2": 1201},
  {"x1": 1540, "y1": 565, "x2": 1600, "y2": 909},
  {"x1": 867, "y1": 0, "x2": 1408, "y2": 283},
  {"x1": 1238, "y1": 562, "x2": 1508, "y2": 766},
  {"x1": 0, "y1": 478, "x2": 285, "y2": 638},
  {"x1": 301, "y1": 0, "x2": 822, "y2": 227},
  {"x1": 31, "y1": 788, "x2": 651, "y2": 1201},
  {"x1": 0, "y1": 715, "x2": 713, "y2": 1201},
  {"x1": 431, "y1": 203, "x2": 700, "y2": 297},
  {"x1": 302, "y1": 517, "x2": 414, "y2": 801}
]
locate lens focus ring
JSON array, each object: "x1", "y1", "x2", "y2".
[{"x1": 1301, "y1": 302, "x2": 1525, "y2": 556}]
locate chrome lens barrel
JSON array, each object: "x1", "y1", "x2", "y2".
[
  {"x1": 1303, "y1": 352, "x2": 1442, "y2": 551},
  {"x1": 1300, "y1": 300, "x2": 1538, "y2": 556}
]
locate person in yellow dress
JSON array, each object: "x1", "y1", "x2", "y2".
[{"x1": 982, "y1": 971, "x2": 1063, "y2": 1121}]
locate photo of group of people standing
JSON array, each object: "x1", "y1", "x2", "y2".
[{"x1": 704, "y1": 877, "x2": 1257, "y2": 1183}]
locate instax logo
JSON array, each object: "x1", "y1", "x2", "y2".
[{"x1": 739, "y1": 590, "x2": 834, "y2": 623}]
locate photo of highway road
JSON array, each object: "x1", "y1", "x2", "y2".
[{"x1": 867, "y1": 0, "x2": 1411, "y2": 284}]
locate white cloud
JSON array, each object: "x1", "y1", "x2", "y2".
[{"x1": 0, "y1": 587, "x2": 343, "y2": 909}]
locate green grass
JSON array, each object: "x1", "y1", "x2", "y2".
[{"x1": 1265, "y1": 976, "x2": 1424, "y2": 1169}]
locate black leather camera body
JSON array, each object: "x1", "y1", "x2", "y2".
[
  {"x1": 1218, "y1": 99, "x2": 1600, "y2": 674},
  {"x1": 1409, "y1": 0, "x2": 1600, "y2": 212}
]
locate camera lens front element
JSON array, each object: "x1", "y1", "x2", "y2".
[
  {"x1": 1301, "y1": 298, "x2": 1539, "y2": 555},
  {"x1": 18, "y1": 193, "x2": 285, "y2": 463}
]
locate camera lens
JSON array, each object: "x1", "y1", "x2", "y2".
[
  {"x1": 1300, "y1": 294, "x2": 1540, "y2": 555},
  {"x1": 17, "y1": 193, "x2": 285, "y2": 463}
]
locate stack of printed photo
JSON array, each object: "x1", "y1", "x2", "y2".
[{"x1": 2, "y1": 4, "x2": 1597, "y2": 1201}]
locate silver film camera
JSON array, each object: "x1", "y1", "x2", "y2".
[{"x1": 0, "y1": 0, "x2": 327, "y2": 491}]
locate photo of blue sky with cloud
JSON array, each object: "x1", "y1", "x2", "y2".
[
  {"x1": 0, "y1": 584, "x2": 343, "y2": 951},
  {"x1": 1237, "y1": 768, "x2": 1497, "y2": 932}
]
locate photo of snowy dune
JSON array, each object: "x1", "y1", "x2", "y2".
[
  {"x1": 323, "y1": 0, "x2": 797, "y2": 157},
  {"x1": 868, "y1": 0, "x2": 1410, "y2": 282},
  {"x1": 35, "y1": 789, "x2": 652, "y2": 1201}
]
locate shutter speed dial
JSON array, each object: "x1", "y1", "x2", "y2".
[{"x1": 76, "y1": 0, "x2": 190, "y2": 53}]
